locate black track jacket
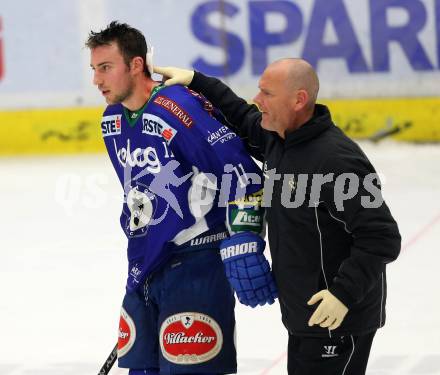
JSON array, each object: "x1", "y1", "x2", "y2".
[{"x1": 189, "y1": 72, "x2": 401, "y2": 337}]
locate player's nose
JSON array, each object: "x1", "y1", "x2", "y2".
[{"x1": 93, "y1": 71, "x2": 102, "y2": 86}]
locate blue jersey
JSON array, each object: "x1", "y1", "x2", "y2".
[{"x1": 100, "y1": 84, "x2": 263, "y2": 291}]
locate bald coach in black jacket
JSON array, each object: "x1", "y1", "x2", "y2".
[{"x1": 155, "y1": 60, "x2": 401, "y2": 375}]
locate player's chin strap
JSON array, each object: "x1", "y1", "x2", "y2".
[{"x1": 146, "y1": 44, "x2": 154, "y2": 76}]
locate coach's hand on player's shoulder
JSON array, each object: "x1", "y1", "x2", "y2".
[
  {"x1": 307, "y1": 290, "x2": 348, "y2": 330},
  {"x1": 154, "y1": 66, "x2": 194, "y2": 87}
]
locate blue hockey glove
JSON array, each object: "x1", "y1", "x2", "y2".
[{"x1": 220, "y1": 232, "x2": 278, "y2": 307}]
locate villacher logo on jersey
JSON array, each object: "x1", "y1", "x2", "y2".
[{"x1": 159, "y1": 312, "x2": 223, "y2": 365}]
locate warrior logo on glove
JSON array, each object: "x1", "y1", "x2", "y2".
[{"x1": 220, "y1": 232, "x2": 278, "y2": 307}]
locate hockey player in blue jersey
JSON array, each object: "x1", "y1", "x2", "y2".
[{"x1": 86, "y1": 22, "x2": 277, "y2": 375}]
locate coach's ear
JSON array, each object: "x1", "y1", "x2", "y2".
[{"x1": 154, "y1": 66, "x2": 194, "y2": 86}]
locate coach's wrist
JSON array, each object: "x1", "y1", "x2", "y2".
[{"x1": 328, "y1": 284, "x2": 356, "y2": 309}]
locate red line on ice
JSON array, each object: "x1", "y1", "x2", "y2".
[
  {"x1": 259, "y1": 351, "x2": 287, "y2": 375},
  {"x1": 402, "y1": 211, "x2": 440, "y2": 251}
]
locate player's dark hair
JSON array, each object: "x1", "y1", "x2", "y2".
[{"x1": 86, "y1": 21, "x2": 150, "y2": 77}]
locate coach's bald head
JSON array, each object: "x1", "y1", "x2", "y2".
[{"x1": 253, "y1": 58, "x2": 320, "y2": 138}]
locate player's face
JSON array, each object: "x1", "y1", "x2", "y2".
[
  {"x1": 90, "y1": 42, "x2": 135, "y2": 105},
  {"x1": 253, "y1": 66, "x2": 297, "y2": 137}
]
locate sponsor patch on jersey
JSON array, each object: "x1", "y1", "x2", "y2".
[
  {"x1": 188, "y1": 89, "x2": 214, "y2": 113},
  {"x1": 153, "y1": 95, "x2": 194, "y2": 128},
  {"x1": 114, "y1": 138, "x2": 161, "y2": 172},
  {"x1": 101, "y1": 115, "x2": 122, "y2": 137},
  {"x1": 142, "y1": 113, "x2": 177, "y2": 144},
  {"x1": 118, "y1": 307, "x2": 136, "y2": 357},
  {"x1": 159, "y1": 312, "x2": 223, "y2": 365},
  {"x1": 206, "y1": 125, "x2": 236, "y2": 146},
  {"x1": 229, "y1": 208, "x2": 263, "y2": 233}
]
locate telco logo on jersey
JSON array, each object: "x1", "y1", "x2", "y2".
[
  {"x1": 101, "y1": 115, "x2": 122, "y2": 137},
  {"x1": 142, "y1": 113, "x2": 177, "y2": 144},
  {"x1": 114, "y1": 138, "x2": 161, "y2": 173}
]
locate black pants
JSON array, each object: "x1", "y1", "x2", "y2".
[{"x1": 287, "y1": 331, "x2": 376, "y2": 375}]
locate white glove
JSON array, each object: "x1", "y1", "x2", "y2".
[
  {"x1": 153, "y1": 66, "x2": 194, "y2": 86},
  {"x1": 307, "y1": 290, "x2": 348, "y2": 330}
]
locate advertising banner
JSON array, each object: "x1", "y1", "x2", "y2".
[
  {"x1": 0, "y1": 0, "x2": 438, "y2": 108},
  {"x1": 0, "y1": 0, "x2": 439, "y2": 153}
]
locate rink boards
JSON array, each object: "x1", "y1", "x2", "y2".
[{"x1": 0, "y1": 97, "x2": 439, "y2": 155}]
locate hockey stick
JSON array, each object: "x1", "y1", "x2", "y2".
[
  {"x1": 368, "y1": 121, "x2": 412, "y2": 143},
  {"x1": 97, "y1": 343, "x2": 118, "y2": 375}
]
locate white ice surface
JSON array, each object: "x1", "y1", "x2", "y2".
[{"x1": 0, "y1": 141, "x2": 439, "y2": 374}]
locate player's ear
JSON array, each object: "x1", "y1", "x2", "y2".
[{"x1": 130, "y1": 56, "x2": 145, "y2": 75}]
